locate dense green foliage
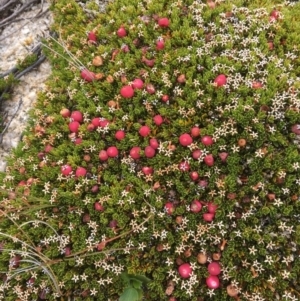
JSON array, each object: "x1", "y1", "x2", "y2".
[{"x1": 0, "y1": 0, "x2": 300, "y2": 300}]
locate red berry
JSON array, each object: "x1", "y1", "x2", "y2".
[
  {"x1": 115, "y1": 130, "x2": 125, "y2": 140},
  {"x1": 291, "y1": 124, "x2": 300, "y2": 135},
  {"x1": 192, "y1": 149, "x2": 202, "y2": 160},
  {"x1": 75, "y1": 167, "x2": 87, "y2": 177},
  {"x1": 87, "y1": 123, "x2": 95, "y2": 132},
  {"x1": 146, "y1": 83, "x2": 155, "y2": 94},
  {"x1": 144, "y1": 146, "x2": 156, "y2": 158},
  {"x1": 252, "y1": 81, "x2": 263, "y2": 89},
  {"x1": 80, "y1": 69, "x2": 95, "y2": 82},
  {"x1": 218, "y1": 152, "x2": 228, "y2": 162},
  {"x1": 99, "y1": 150, "x2": 108, "y2": 161},
  {"x1": 74, "y1": 138, "x2": 82, "y2": 145},
  {"x1": 178, "y1": 263, "x2": 192, "y2": 279},
  {"x1": 139, "y1": 125, "x2": 151, "y2": 137},
  {"x1": 94, "y1": 202, "x2": 104, "y2": 212},
  {"x1": 270, "y1": 9, "x2": 280, "y2": 20},
  {"x1": 158, "y1": 17, "x2": 170, "y2": 27},
  {"x1": 179, "y1": 161, "x2": 190, "y2": 172},
  {"x1": 44, "y1": 144, "x2": 53, "y2": 153},
  {"x1": 190, "y1": 200, "x2": 202, "y2": 213},
  {"x1": 99, "y1": 118, "x2": 109, "y2": 128},
  {"x1": 208, "y1": 262, "x2": 221, "y2": 276},
  {"x1": 207, "y1": 202, "x2": 218, "y2": 214},
  {"x1": 132, "y1": 78, "x2": 144, "y2": 89},
  {"x1": 69, "y1": 121, "x2": 80, "y2": 133},
  {"x1": 142, "y1": 166, "x2": 153, "y2": 175},
  {"x1": 88, "y1": 31, "x2": 97, "y2": 42},
  {"x1": 61, "y1": 164, "x2": 72, "y2": 176},
  {"x1": 117, "y1": 27, "x2": 127, "y2": 37},
  {"x1": 130, "y1": 146, "x2": 141, "y2": 159},
  {"x1": 191, "y1": 126, "x2": 201, "y2": 137},
  {"x1": 107, "y1": 146, "x2": 119, "y2": 157},
  {"x1": 156, "y1": 39, "x2": 165, "y2": 50},
  {"x1": 60, "y1": 108, "x2": 70, "y2": 118},
  {"x1": 153, "y1": 115, "x2": 163, "y2": 126},
  {"x1": 214, "y1": 74, "x2": 227, "y2": 87},
  {"x1": 149, "y1": 138, "x2": 159, "y2": 149},
  {"x1": 203, "y1": 212, "x2": 215, "y2": 222},
  {"x1": 71, "y1": 111, "x2": 83, "y2": 123},
  {"x1": 206, "y1": 275, "x2": 220, "y2": 289},
  {"x1": 120, "y1": 85, "x2": 134, "y2": 98},
  {"x1": 201, "y1": 135, "x2": 214, "y2": 146},
  {"x1": 189, "y1": 171, "x2": 199, "y2": 181},
  {"x1": 204, "y1": 154, "x2": 214, "y2": 166},
  {"x1": 161, "y1": 94, "x2": 169, "y2": 102},
  {"x1": 91, "y1": 117, "x2": 101, "y2": 127},
  {"x1": 179, "y1": 133, "x2": 193, "y2": 146},
  {"x1": 164, "y1": 202, "x2": 174, "y2": 215}
]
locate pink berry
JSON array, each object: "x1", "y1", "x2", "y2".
[
  {"x1": 208, "y1": 262, "x2": 221, "y2": 276},
  {"x1": 161, "y1": 95, "x2": 169, "y2": 102},
  {"x1": 87, "y1": 123, "x2": 95, "y2": 131},
  {"x1": 130, "y1": 146, "x2": 141, "y2": 159},
  {"x1": 99, "y1": 150, "x2": 108, "y2": 161},
  {"x1": 192, "y1": 149, "x2": 202, "y2": 160},
  {"x1": 214, "y1": 74, "x2": 227, "y2": 87},
  {"x1": 201, "y1": 135, "x2": 214, "y2": 146},
  {"x1": 207, "y1": 202, "x2": 218, "y2": 214},
  {"x1": 142, "y1": 166, "x2": 153, "y2": 175},
  {"x1": 88, "y1": 31, "x2": 97, "y2": 42},
  {"x1": 203, "y1": 212, "x2": 215, "y2": 222},
  {"x1": 80, "y1": 69, "x2": 96, "y2": 82},
  {"x1": 164, "y1": 202, "x2": 174, "y2": 215},
  {"x1": 120, "y1": 85, "x2": 134, "y2": 98},
  {"x1": 291, "y1": 124, "x2": 300, "y2": 135},
  {"x1": 178, "y1": 263, "x2": 192, "y2": 279},
  {"x1": 204, "y1": 154, "x2": 214, "y2": 166},
  {"x1": 156, "y1": 39, "x2": 165, "y2": 50},
  {"x1": 190, "y1": 200, "x2": 202, "y2": 213},
  {"x1": 153, "y1": 115, "x2": 164, "y2": 126},
  {"x1": 117, "y1": 27, "x2": 127, "y2": 37},
  {"x1": 74, "y1": 138, "x2": 82, "y2": 145},
  {"x1": 61, "y1": 164, "x2": 72, "y2": 176},
  {"x1": 144, "y1": 146, "x2": 156, "y2": 158},
  {"x1": 132, "y1": 78, "x2": 144, "y2": 89},
  {"x1": 191, "y1": 126, "x2": 201, "y2": 137},
  {"x1": 115, "y1": 130, "x2": 125, "y2": 140},
  {"x1": 206, "y1": 275, "x2": 220, "y2": 289},
  {"x1": 178, "y1": 161, "x2": 190, "y2": 172},
  {"x1": 60, "y1": 108, "x2": 70, "y2": 118},
  {"x1": 99, "y1": 118, "x2": 109, "y2": 128},
  {"x1": 107, "y1": 146, "x2": 118, "y2": 157},
  {"x1": 149, "y1": 138, "x2": 159, "y2": 149},
  {"x1": 69, "y1": 121, "x2": 80, "y2": 133},
  {"x1": 91, "y1": 117, "x2": 101, "y2": 127},
  {"x1": 71, "y1": 111, "x2": 83, "y2": 123},
  {"x1": 75, "y1": 167, "x2": 87, "y2": 177},
  {"x1": 158, "y1": 17, "x2": 170, "y2": 27},
  {"x1": 94, "y1": 202, "x2": 104, "y2": 212},
  {"x1": 218, "y1": 152, "x2": 228, "y2": 162},
  {"x1": 189, "y1": 171, "x2": 199, "y2": 181},
  {"x1": 139, "y1": 125, "x2": 151, "y2": 137},
  {"x1": 179, "y1": 133, "x2": 193, "y2": 146},
  {"x1": 146, "y1": 83, "x2": 156, "y2": 94}
]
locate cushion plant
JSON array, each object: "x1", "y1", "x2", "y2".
[{"x1": 0, "y1": 0, "x2": 300, "y2": 300}]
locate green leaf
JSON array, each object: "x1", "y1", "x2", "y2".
[
  {"x1": 131, "y1": 278, "x2": 143, "y2": 289},
  {"x1": 119, "y1": 287, "x2": 139, "y2": 301}
]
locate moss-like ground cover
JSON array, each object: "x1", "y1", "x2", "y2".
[{"x1": 0, "y1": 0, "x2": 300, "y2": 300}]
